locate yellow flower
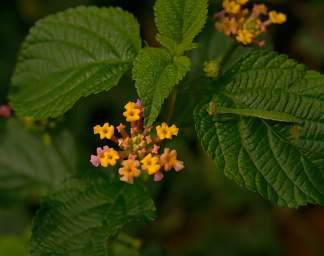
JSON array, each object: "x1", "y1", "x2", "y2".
[
  {"x1": 169, "y1": 125, "x2": 179, "y2": 136},
  {"x1": 223, "y1": 0, "x2": 241, "y2": 14},
  {"x1": 123, "y1": 102, "x2": 141, "y2": 122},
  {"x1": 269, "y1": 11, "x2": 287, "y2": 24},
  {"x1": 156, "y1": 122, "x2": 179, "y2": 140},
  {"x1": 160, "y1": 148, "x2": 184, "y2": 172},
  {"x1": 252, "y1": 4, "x2": 268, "y2": 16},
  {"x1": 119, "y1": 159, "x2": 141, "y2": 184},
  {"x1": 236, "y1": 29, "x2": 254, "y2": 45},
  {"x1": 100, "y1": 148, "x2": 120, "y2": 167},
  {"x1": 236, "y1": 0, "x2": 248, "y2": 5},
  {"x1": 141, "y1": 153, "x2": 160, "y2": 175},
  {"x1": 93, "y1": 123, "x2": 114, "y2": 140}
]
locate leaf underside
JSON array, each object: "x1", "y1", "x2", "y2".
[
  {"x1": 10, "y1": 6, "x2": 141, "y2": 118},
  {"x1": 195, "y1": 50, "x2": 324, "y2": 208}
]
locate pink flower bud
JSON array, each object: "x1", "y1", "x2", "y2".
[
  {"x1": 154, "y1": 171, "x2": 164, "y2": 182},
  {"x1": 0, "y1": 105, "x2": 11, "y2": 118},
  {"x1": 90, "y1": 155, "x2": 100, "y2": 167}
]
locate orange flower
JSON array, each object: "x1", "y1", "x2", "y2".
[
  {"x1": 119, "y1": 159, "x2": 141, "y2": 184},
  {"x1": 160, "y1": 148, "x2": 184, "y2": 172}
]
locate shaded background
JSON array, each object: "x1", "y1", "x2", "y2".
[{"x1": 1, "y1": 0, "x2": 324, "y2": 255}]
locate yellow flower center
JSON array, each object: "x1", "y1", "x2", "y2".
[{"x1": 141, "y1": 154, "x2": 160, "y2": 175}]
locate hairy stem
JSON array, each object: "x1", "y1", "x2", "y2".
[
  {"x1": 166, "y1": 87, "x2": 178, "y2": 123},
  {"x1": 219, "y1": 40, "x2": 239, "y2": 71}
]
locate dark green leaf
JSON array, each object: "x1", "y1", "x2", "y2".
[
  {"x1": 10, "y1": 6, "x2": 141, "y2": 118},
  {"x1": 195, "y1": 50, "x2": 324, "y2": 208},
  {"x1": 0, "y1": 119, "x2": 76, "y2": 204},
  {"x1": 31, "y1": 175, "x2": 155, "y2": 256}
]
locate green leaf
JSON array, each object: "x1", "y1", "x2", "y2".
[
  {"x1": 30, "y1": 175, "x2": 155, "y2": 256},
  {"x1": 0, "y1": 236, "x2": 28, "y2": 256},
  {"x1": 0, "y1": 119, "x2": 76, "y2": 204},
  {"x1": 195, "y1": 50, "x2": 324, "y2": 208},
  {"x1": 110, "y1": 241, "x2": 140, "y2": 256},
  {"x1": 10, "y1": 6, "x2": 141, "y2": 118},
  {"x1": 154, "y1": 0, "x2": 208, "y2": 53},
  {"x1": 133, "y1": 47, "x2": 191, "y2": 125}
]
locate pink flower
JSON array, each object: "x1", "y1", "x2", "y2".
[
  {"x1": 136, "y1": 99, "x2": 144, "y2": 116},
  {"x1": 154, "y1": 171, "x2": 164, "y2": 182},
  {"x1": 152, "y1": 144, "x2": 160, "y2": 154},
  {"x1": 146, "y1": 136, "x2": 153, "y2": 144},
  {"x1": 135, "y1": 99, "x2": 142, "y2": 107},
  {"x1": 0, "y1": 105, "x2": 11, "y2": 118},
  {"x1": 90, "y1": 155, "x2": 100, "y2": 167}
]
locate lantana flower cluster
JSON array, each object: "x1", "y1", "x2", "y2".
[
  {"x1": 90, "y1": 100, "x2": 184, "y2": 184},
  {"x1": 215, "y1": 0, "x2": 287, "y2": 46}
]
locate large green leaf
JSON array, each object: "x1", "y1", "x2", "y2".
[
  {"x1": 0, "y1": 119, "x2": 76, "y2": 204},
  {"x1": 195, "y1": 50, "x2": 324, "y2": 208},
  {"x1": 30, "y1": 175, "x2": 155, "y2": 256},
  {"x1": 154, "y1": 0, "x2": 208, "y2": 53},
  {"x1": 133, "y1": 47, "x2": 190, "y2": 125},
  {"x1": 10, "y1": 6, "x2": 141, "y2": 118}
]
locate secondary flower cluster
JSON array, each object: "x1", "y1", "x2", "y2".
[
  {"x1": 0, "y1": 104, "x2": 11, "y2": 118},
  {"x1": 215, "y1": 0, "x2": 287, "y2": 46},
  {"x1": 90, "y1": 100, "x2": 184, "y2": 184}
]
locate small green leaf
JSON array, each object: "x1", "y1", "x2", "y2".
[
  {"x1": 10, "y1": 6, "x2": 141, "y2": 118},
  {"x1": 0, "y1": 119, "x2": 76, "y2": 204},
  {"x1": 30, "y1": 175, "x2": 155, "y2": 256},
  {"x1": 195, "y1": 50, "x2": 324, "y2": 208},
  {"x1": 154, "y1": 0, "x2": 208, "y2": 53},
  {"x1": 133, "y1": 47, "x2": 191, "y2": 125}
]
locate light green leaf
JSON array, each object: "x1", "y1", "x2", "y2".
[
  {"x1": 0, "y1": 236, "x2": 28, "y2": 256},
  {"x1": 30, "y1": 175, "x2": 155, "y2": 256},
  {"x1": 0, "y1": 119, "x2": 76, "y2": 204},
  {"x1": 154, "y1": 0, "x2": 208, "y2": 53},
  {"x1": 195, "y1": 50, "x2": 324, "y2": 208},
  {"x1": 133, "y1": 47, "x2": 191, "y2": 125},
  {"x1": 110, "y1": 241, "x2": 140, "y2": 256},
  {"x1": 10, "y1": 6, "x2": 141, "y2": 118}
]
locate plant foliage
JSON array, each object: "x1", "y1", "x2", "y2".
[
  {"x1": 30, "y1": 175, "x2": 155, "y2": 256},
  {"x1": 195, "y1": 50, "x2": 324, "y2": 208},
  {"x1": 10, "y1": 7, "x2": 141, "y2": 118}
]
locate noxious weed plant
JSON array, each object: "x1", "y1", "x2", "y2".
[{"x1": 1, "y1": 0, "x2": 324, "y2": 255}]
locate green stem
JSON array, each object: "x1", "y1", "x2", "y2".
[
  {"x1": 210, "y1": 105, "x2": 301, "y2": 123},
  {"x1": 219, "y1": 40, "x2": 239, "y2": 71},
  {"x1": 166, "y1": 88, "x2": 178, "y2": 123}
]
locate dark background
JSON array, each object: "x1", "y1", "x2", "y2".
[{"x1": 1, "y1": 0, "x2": 324, "y2": 255}]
